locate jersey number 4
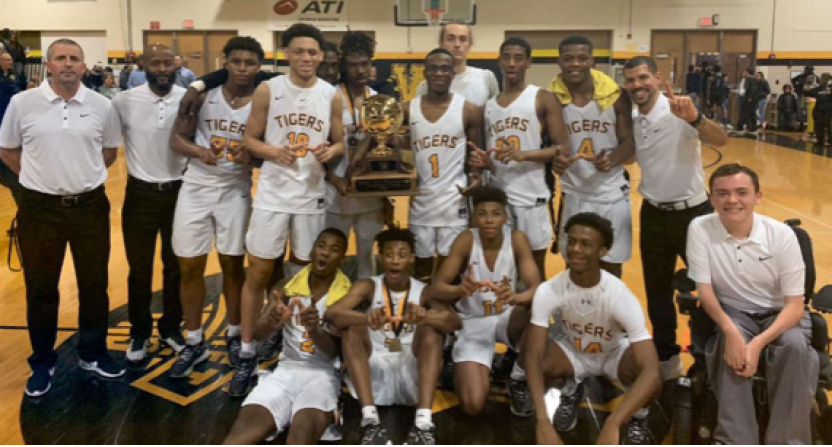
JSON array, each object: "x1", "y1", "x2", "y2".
[
  {"x1": 572, "y1": 337, "x2": 602, "y2": 353},
  {"x1": 301, "y1": 331, "x2": 316, "y2": 354},
  {"x1": 288, "y1": 132, "x2": 310, "y2": 157},
  {"x1": 577, "y1": 138, "x2": 596, "y2": 158}
]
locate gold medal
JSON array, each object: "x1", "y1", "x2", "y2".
[
  {"x1": 382, "y1": 278, "x2": 410, "y2": 353},
  {"x1": 385, "y1": 338, "x2": 403, "y2": 353}
]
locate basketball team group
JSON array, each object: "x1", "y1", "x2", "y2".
[{"x1": 0, "y1": 18, "x2": 819, "y2": 446}]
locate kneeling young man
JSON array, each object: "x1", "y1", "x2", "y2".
[
  {"x1": 429, "y1": 185, "x2": 541, "y2": 417},
  {"x1": 324, "y1": 228, "x2": 460, "y2": 445},
  {"x1": 524, "y1": 213, "x2": 661, "y2": 445},
  {"x1": 223, "y1": 228, "x2": 351, "y2": 444}
]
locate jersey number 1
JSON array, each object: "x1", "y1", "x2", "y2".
[
  {"x1": 428, "y1": 154, "x2": 440, "y2": 178},
  {"x1": 301, "y1": 331, "x2": 316, "y2": 354}
]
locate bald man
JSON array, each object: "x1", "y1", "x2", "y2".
[{"x1": 109, "y1": 44, "x2": 189, "y2": 364}]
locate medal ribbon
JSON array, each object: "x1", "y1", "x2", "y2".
[{"x1": 382, "y1": 279, "x2": 410, "y2": 337}]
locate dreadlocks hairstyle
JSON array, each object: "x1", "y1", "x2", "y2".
[{"x1": 339, "y1": 30, "x2": 375, "y2": 61}]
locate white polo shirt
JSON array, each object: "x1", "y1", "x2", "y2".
[
  {"x1": 110, "y1": 84, "x2": 188, "y2": 183},
  {"x1": 687, "y1": 213, "x2": 806, "y2": 312},
  {"x1": 0, "y1": 81, "x2": 121, "y2": 195},
  {"x1": 634, "y1": 93, "x2": 706, "y2": 203},
  {"x1": 415, "y1": 66, "x2": 499, "y2": 107}
]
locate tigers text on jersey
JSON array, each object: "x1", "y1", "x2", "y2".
[
  {"x1": 485, "y1": 85, "x2": 547, "y2": 207},
  {"x1": 367, "y1": 275, "x2": 427, "y2": 351},
  {"x1": 281, "y1": 294, "x2": 337, "y2": 369},
  {"x1": 256, "y1": 75, "x2": 335, "y2": 213},
  {"x1": 408, "y1": 93, "x2": 468, "y2": 226},
  {"x1": 185, "y1": 87, "x2": 252, "y2": 187},
  {"x1": 456, "y1": 228, "x2": 518, "y2": 318},
  {"x1": 531, "y1": 270, "x2": 651, "y2": 355},
  {"x1": 561, "y1": 101, "x2": 628, "y2": 203}
]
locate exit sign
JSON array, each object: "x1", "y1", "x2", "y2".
[
  {"x1": 698, "y1": 17, "x2": 713, "y2": 26},
  {"x1": 183, "y1": 19, "x2": 195, "y2": 29}
]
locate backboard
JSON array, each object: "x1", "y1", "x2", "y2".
[{"x1": 394, "y1": 0, "x2": 476, "y2": 27}]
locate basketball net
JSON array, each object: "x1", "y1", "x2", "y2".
[{"x1": 424, "y1": 8, "x2": 445, "y2": 27}]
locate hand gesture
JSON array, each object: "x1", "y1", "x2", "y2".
[
  {"x1": 367, "y1": 307, "x2": 390, "y2": 331},
  {"x1": 274, "y1": 143, "x2": 302, "y2": 165},
  {"x1": 198, "y1": 147, "x2": 218, "y2": 166},
  {"x1": 267, "y1": 296, "x2": 290, "y2": 327},
  {"x1": 552, "y1": 146, "x2": 573, "y2": 174},
  {"x1": 299, "y1": 302, "x2": 320, "y2": 332},
  {"x1": 456, "y1": 172, "x2": 482, "y2": 197},
  {"x1": 310, "y1": 142, "x2": 335, "y2": 163},
  {"x1": 665, "y1": 82, "x2": 698, "y2": 123},
  {"x1": 230, "y1": 143, "x2": 251, "y2": 165},
  {"x1": 591, "y1": 149, "x2": 611, "y2": 172},
  {"x1": 458, "y1": 266, "x2": 480, "y2": 297},
  {"x1": 491, "y1": 146, "x2": 526, "y2": 164},
  {"x1": 403, "y1": 302, "x2": 427, "y2": 326},
  {"x1": 490, "y1": 276, "x2": 515, "y2": 303},
  {"x1": 467, "y1": 142, "x2": 493, "y2": 170}
]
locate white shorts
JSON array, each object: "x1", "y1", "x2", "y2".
[
  {"x1": 173, "y1": 182, "x2": 251, "y2": 257},
  {"x1": 410, "y1": 224, "x2": 467, "y2": 258},
  {"x1": 553, "y1": 334, "x2": 630, "y2": 383},
  {"x1": 452, "y1": 309, "x2": 514, "y2": 368},
  {"x1": 326, "y1": 210, "x2": 384, "y2": 250},
  {"x1": 346, "y1": 349, "x2": 419, "y2": 406},
  {"x1": 507, "y1": 204, "x2": 554, "y2": 251},
  {"x1": 559, "y1": 194, "x2": 632, "y2": 263},
  {"x1": 243, "y1": 362, "x2": 340, "y2": 437},
  {"x1": 246, "y1": 209, "x2": 325, "y2": 261}
]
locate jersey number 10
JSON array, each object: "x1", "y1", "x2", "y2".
[{"x1": 288, "y1": 132, "x2": 310, "y2": 157}]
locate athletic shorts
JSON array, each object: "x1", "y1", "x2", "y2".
[
  {"x1": 346, "y1": 349, "x2": 419, "y2": 406},
  {"x1": 243, "y1": 362, "x2": 340, "y2": 439},
  {"x1": 553, "y1": 334, "x2": 630, "y2": 383},
  {"x1": 410, "y1": 224, "x2": 467, "y2": 258},
  {"x1": 452, "y1": 308, "x2": 514, "y2": 368},
  {"x1": 325, "y1": 210, "x2": 384, "y2": 251},
  {"x1": 560, "y1": 194, "x2": 632, "y2": 264},
  {"x1": 172, "y1": 182, "x2": 251, "y2": 257},
  {"x1": 507, "y1": 204, "x2": 553, "y2": 251},
  {"x1": 246, "y1": 209, "x2": 325, "y2": 261}
]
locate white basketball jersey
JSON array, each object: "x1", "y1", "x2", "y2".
[
  {"x1": 367, "y1": 275, "x2": 427, "y2": 352},
  {"x1": 185, "y1": 88, "x2": 252, "y2": 187},
  {"x1": 325, "y1": 85, "x2": 382, "y2": 215},
  {"x1": 456, "y1": 228, "x2": 517, "y2": 318},
  {"x1": 485, "y1": 85, "x2": 547, "y2": 207},
  {"x1": 561, "y1": 101, "x2": 628, "y2": 202},
  {"x1": 408, "y1": 94, "x2": 468, "y2": 226},
  {"x1": 281, "y1": 294, "x2": 336, "y2": 369},
  {"x1": 256, "y1": 75, "x2": 335, "y2": 213}
]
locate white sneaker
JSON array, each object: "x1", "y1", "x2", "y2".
[
  {"x1": 660, "y1": 355, "x2": 683, "y2": 381},
  {"x1": 126, "y1": 338, "x2": 150, "y2": 363}
]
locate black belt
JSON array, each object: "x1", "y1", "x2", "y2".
[
  {"x1": 749, "y1": 310, "x2": 780, "y2": 322},
  {"x1": 25, "y1": 185, "x2": 105, "y2": 207},
  {"x1": 128, "y1": 176, "x2": 182, "y2": 192}
]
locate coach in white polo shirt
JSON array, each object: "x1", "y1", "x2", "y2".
[
  {"x1": 0, "y1": 38, "x2": 125, "y2": 397},
  {"x1": 687, "y1": 163, "x2": 816, "y2": 444},
  {"x1": 110, "y1": 44, "x2": 187, "y2": 364},
  {"x1": 621, "y1": 56, "x2": 728, "y2": 380}
]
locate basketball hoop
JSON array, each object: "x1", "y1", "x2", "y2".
[{"x1": 423, "y1": 0, "x2": 446, "y2": 27}]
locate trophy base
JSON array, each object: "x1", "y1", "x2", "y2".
[{"x1": 349, "y1": 171, "x2": 418, "y2": 197}]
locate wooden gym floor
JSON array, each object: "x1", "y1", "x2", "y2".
[{"x1": 0, "y1": 131, "x2": 830, "y2": 444}]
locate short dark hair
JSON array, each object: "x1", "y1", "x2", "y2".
[
  {"x1": 426, "y1": 47, "x2": 454, "y2": 62},
  {"x1": 559, "y1": 35, "x2": 593, "y2": 56},
  {"x1": 321, "y1": 40, "x2": 339, "y2": 56},
  {"x1": 222, "y1": 36, "x2": 264, "y2": 61},
  {"x1": 281, "y1": 23, "x2": 325, "y2": 50},
  {"x1": 623, "y1": 56, "x2": 657, "y2": 73},
  {"x1": 340, "y1": 31, "x2": 374, "y2": 60},
  {"x1": 439, "y1": 21, "x2": 473, "y2": 45},
  {"x1": 688, "y1": 64, "x2": 695, "y2": 72},
  {"x1": 376, "y1": 227, "x2": 416, "y2": 253},
  {"x1": 565, "y1": 212, "x2": 614, "y2": 250},
  {"x1": 471, "y1": 185, "x2": 508, "y2": 209},
  {"x1": 708, "y1": 163, "x2": 760, "y2": 193},
  {"x1": 316, "y1": 227, "x2": 348, "y2": 253},
  {"x1": 500, "y1": 37, "x2": 531, "y2": 59},
  {"x1": 47, "y1": 38, "x2": 85, "y2": 61},
  {"x1": 744, "y1": 67, "x2": 754, "y2": 76},
  {"x1": 713, "y1": 65, "x2": 722, "y2": 73}
]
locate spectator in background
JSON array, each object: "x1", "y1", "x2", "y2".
[
  {"x1": 792, "y1": 65, "x2": 814, "y2": 131},
  {"x1": 173, "y1": 55, "x2": 196, "y2": 88},
  {"x1": 685, "y1": 64, "x2": 702, "y2": 110},
  {"x1": 805, "y1": 73, "x2": 832, "y2": 147},
  {"x1": 0, "y1": 29, "x2": 11, "y2": 53},
  {"x1": 0, "y1": 50, "x2": 26, "y2": 202},
  {"x1": 98, "y1": 72, "x2": 121, "y2": 100},
  {"x1": 755, "y1": 72, "x2": 771, "y2": 127},
  {"x1": 27, "y1": 73, "x2": 40, "y2": 90},
  {"x1": 119, "y1": 63, "x2": 133, "y2": 90},
  {"x1": 734, "y1": 68, "x2": 763, "y2": 136},
  {"x1": 707, "y1": 65, "x2": 725, "y2": 123},
  {"x1": 699, "y1": 61, "x2": 711, "y2": 102},
  {"x1": 6, "y1": 33, "x2": 27, "y2": 75},
  {"x1": 777, "y1": 84, "x2": 798, "y2": 131},
  {"x1": 127, "y1": 58, "x2": 146, "y2": 88},
  {"x1": 83, "y1": 64, "x2": 105, "y2": 91}
]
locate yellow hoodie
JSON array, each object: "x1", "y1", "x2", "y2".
[
  {"x1": 549, "y1": 69, "x2": 621, "y2": 111},
  {"x1": 283, "y1": 265, "x2": 352, "y2": 307}
]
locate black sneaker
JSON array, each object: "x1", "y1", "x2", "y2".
[
  {"x1": 493, "y1": 349, "x2": 518, "y2": 381},
  {"x1": 227, "y1": 335, "x2": 242, "y2": 368},
  {"x1": 25, "y1": 367, "x2": 54, "y2": 397},
  {"x1": 228, "y1": 356, "x2": 257, "y2": 397},
  {"x1": 160, "y1": 332, "x2": 186, "y2": 354},
  {"x1": 508, "y1": 378, "x2": 534, "y2": 417},
  {"x1": 404, "y1": 424, "x2": 436, "y2": 445},
  {"x1": 624, "y1": 415, "x2": 653, "y2": 445},
  {"x1": 125, "y1": 338, "x2": 150, "y2": 363},
  {"x1": 79, "y1": 353, "x2": 126, "y2": 378},
  {"x1": 169, "y1": 343, "x2": 209, "y2": 378},
  {"x1": 553, "y1": 381, "x2": 583, "y2": 432},
  {"x1": 257, "y1": 331, "x2": 283, "y2": 361},
  {"x1": 360, "y1": 421, "x2": 390, "y2": 445}
]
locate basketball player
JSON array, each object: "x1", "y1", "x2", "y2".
[
  {"x1": 550, "y1": 35, "x2": 636, "y2": 278},
  {"x1": 223, "y1": 228, "x2": 350, "y2": 445},
  {"x1": 230, "y1": 23, "x2": 344, "y2": 396},
  {"x1": 324, "y1": 228, "x2": 460, "y2": 445},
  {"x1": 325, "y1": 31, "x2": 385, "y2": 280},
  {"x1": 415, "y1": 22, "x2": 499, "y2": 107},
  {"x1": 404, "y1": 48, "x2": 483, "y2": 282},
  {"x1": 168, "y1": 36, "x2": 263, "y2": 378},
  {"x1": 524, "y1": 213, "x2": 661, "y2": 445},
  {"x1": 317, "y1": 41, "x2": 340, "y2": 85},
  {"x1": 469, "y1": 37, "x2": 570, "y2": 278},
  {"x1": 428, "y1": 185, "x2": 541, "y2": 417}
]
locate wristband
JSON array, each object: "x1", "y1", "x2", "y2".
[{"x1": 189, "y1": 80, "x2": 206, "y2": 92}]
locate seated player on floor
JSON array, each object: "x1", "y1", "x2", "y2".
[
  {"x1": 523, "y1": 212, "x2": 661, "y2": 445},
  {"x1": 324, "y1": 228, "x2": 461, "y2": 445},
  {"x1": 427, "y1": 185, "x2": 541, "y2": 417},
  {"x1": 223, "y1": 228, "x2": 351, "y2": 444}
]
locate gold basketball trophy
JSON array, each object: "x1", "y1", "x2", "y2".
[{"x1": 347, "y1": 94, "x2": 418, "y2": 196}]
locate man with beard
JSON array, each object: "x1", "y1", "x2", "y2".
[{"x1": 110, "y1": 44, "x2": 188, "y2": 364}]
